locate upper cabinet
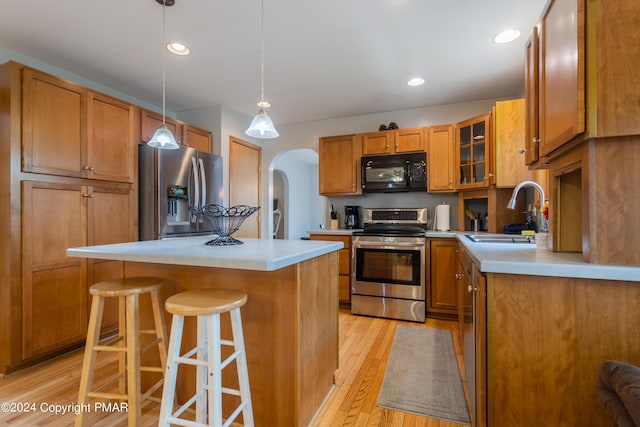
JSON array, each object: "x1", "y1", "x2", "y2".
[
  {"x1": 524, "y1": 27, "x2": 540, "y2": 165},
  {"x1": 492, "y1": 99, "x2": 531, "y2": 187},
  {"x1": 362, "y1": 127, "x2": 425, "y2": 155},
  {"x1": 319, "y1": 134, "x2": 361, "y2": 196},
  {"x1": 182, "y1": 124, "x2": 212, "y2": 153},
  {"x1": 22, "y1": 68, "x2": 85, "y2": 179},
  {"x1": 427, "y1": 125, "x2": 455, "y2": 192},
  {"x1": 22, "y1": 67, "x2": 137, "y2": 183},
  {"x1": 538, "y1": 0, "x2": 585, "y2": 158},
  {"x1": 86, "y1": 92, "x2": 137, "y2": 182},
  {"x1": 529, "y1": 0, "x2": 640, "y2": 164},
  {"x1": 140, "y1": 109, "x2": 212, "y2": 153},
  {"x1": 394, "y1": 127, "x2": 426, "y2": 153},
  {"x1": 455, "y1": 113, "x2": 491, "y2": 190}
]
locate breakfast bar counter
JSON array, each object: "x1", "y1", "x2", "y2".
[{"x1": 67, "y1": 236, "x2": 344, "y2": 427}]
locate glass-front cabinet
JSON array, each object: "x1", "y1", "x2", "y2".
[{"x1": 456, "y1": 113, "x2": 491, "y2": 189}]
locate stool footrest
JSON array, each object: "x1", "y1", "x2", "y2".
[
  {"x1": 87, "y1": 391, "x2": 128, "y2": 400},
  {"x1": 170, "y1": 392, "x2": 201, "y2": 420},
  {"x1": 141, "y1": 337, "x2": 164, "y2": 355},
  {"x1": 90, "y1": 372, "x2": 125, "y2": 395},
  {"x1": 221, "y1": 387, "x2": 241, "y2": 397},
  {"x1": 221, "y1": 350, "x2": 241, "y2": 370},
  {"x1": 141, "y1": 378, "x2": 165, "y2": 401},
  {"x1": 225, "y1": 401, "x2": 249, "y2": 427},
  {"x1": 93, "y1": 343, "x2": 127, "y2": 352},
  {"x1": 141, "y1": 366, "x2": 164, "y2": 373},
  {"x1": 174, "y1": 356, "x2": 207, "y2": 367}
]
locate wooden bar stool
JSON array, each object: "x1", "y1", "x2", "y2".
[
  {"x1": 75, "y1": 276, "x2": 169, "y2": 427},
  {"x1": 159, "y1": 289, "x2": 254, "y2": 427}
]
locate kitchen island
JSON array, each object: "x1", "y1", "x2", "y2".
[{"x1": 67, "y1": 236, "x2": 344, "y2": 427}]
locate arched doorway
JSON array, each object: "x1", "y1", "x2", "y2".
[{"x1": 270, "y1": 149, "x2": 322, "y2": 240}]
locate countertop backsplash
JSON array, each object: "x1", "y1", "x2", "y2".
[{"x1": 326, "y1": 192, "x2": 459, "y2": 231}]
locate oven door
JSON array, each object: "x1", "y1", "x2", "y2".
[{"x1": 351, "y1": 235, "x2": 425, "y2": 300}]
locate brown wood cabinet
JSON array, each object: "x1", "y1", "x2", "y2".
[
  {"x1": 492, "y1": 99, "x2": 531, "y2": 187},
  {"x1": 20, "y1": 180, "x2": 135, "y2": 360},
  {"x1": 485, "y1": 273, "x2": 640, "y2": 426},
  {"x1": 456, "y1": 113, "x2": 491, "y2": 190},
  {"x1": 426, "y1": 238, "x2": 457, "y2": 318},
  {"x1": 457, "y1": 244, "x2": 486, "y2": 427},
  {"x1": 22, "y1": 67, "x2": 137, "y2": 183},
  {"x1": 427, "y1": 125, "x2": 455, "y2": 192},
  {"x1": 21, "y1": 181, "x2": 88, "y2": 360},
  {"x1": 0, "y1": 61, "x2": 138, "y2": 374},
  {"x1": 361, "y1": 130, "x2": 394, "y2": 155},
  {"x1": 361, "y1": 127, "x2": 425, "y2": 155},
  {"x1": 524, "y1": 27, "x2": 540, "y2": 165},
  {"x1": 140, "y1": 109, "x2": 212, "y2": 153},
  {"x1": 318, "y1": 134, "x2": 361, "y2": 196},
  {"x1": 182, "y1": 123, "x2": 212, "y2": 153},
  {"x1": 309, "y1": 233, "x2": 352, "y2": 305},
  {"x1": 539, "y1": 0, "x2": 585, "y2": 158}
]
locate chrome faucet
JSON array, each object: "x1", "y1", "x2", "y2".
[{"x1": 507, "y1": 180, "x2": 547, "y2": 230}]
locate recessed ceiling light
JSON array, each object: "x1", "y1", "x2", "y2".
[
  {"x1": 257, "y1": 101, "x2": 271, "y2": 108},
  {"x1": 407, "y1": 77, "x2": 425, "y2": 87},
  {"x1": 166, "y1": 42, "x2": 191, "y2": 55},
  {"x1": 493, "y1": 29, "x2": 521, "y2": 44}
]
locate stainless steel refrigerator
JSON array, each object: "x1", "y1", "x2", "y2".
[{"x1": 139, "y1": 144, "x2": 223, "y2": 240}]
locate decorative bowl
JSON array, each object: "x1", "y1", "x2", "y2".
[{"x1": 188, "y1": 204, "x2": 260, "y2": 246}]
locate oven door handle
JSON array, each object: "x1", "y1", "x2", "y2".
[{"x1": 354, "y1": 241, "x2": 425, "y2": 248}]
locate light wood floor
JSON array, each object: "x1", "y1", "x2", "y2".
[{"x1": 0, "y1": 309, "x2": 469, "y2": 426}]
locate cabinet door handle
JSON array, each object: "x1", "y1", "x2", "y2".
[
  {"x1": 532, "y1": 138, "x2": 540, "y2": 145},
  {"x1": 519, "y1": 148, "x2": 526, "y2": 154},
  {"x1": 467, "y1": 285, "x2": 477, "y2": 293},
  {"x1": 82, "y1": 193, "x2": 95, "y2": 198},
  {"x1": 82, "y1": 165, "x2": 95, "y2": 171}
]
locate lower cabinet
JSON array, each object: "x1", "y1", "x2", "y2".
[
  {"x1": 20, "y1": 180, "x2": 134, "y2": 362},
  {"x1": 309, "y1": 233, "x2": 352, "y2": 305},
  {"x1": 426, "y1": 238, "x2": 458, "y2": 318}
]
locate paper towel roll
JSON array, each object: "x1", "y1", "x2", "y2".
[{"x1": 434, "y1": 204, "x2": 450, "y2": 231}]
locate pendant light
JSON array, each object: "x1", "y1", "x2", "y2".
[
  {"x1": 148, "y1": 0, "x2": 180, "y2": 149},
  {"x1": 245, "y1": 0, "x2": 279, "y2": 139}
]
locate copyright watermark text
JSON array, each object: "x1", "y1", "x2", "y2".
[{"x1": 0, "y1": 401, "x2": 129, "y2": 415}]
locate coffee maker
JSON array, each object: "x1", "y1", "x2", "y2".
[{"x1": 344, "y1": 206, "x2": 361, "y2": 229}]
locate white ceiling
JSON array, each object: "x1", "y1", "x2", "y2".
[{"x1": 0, "y1": 0, "x2": 547, "y2": 125}]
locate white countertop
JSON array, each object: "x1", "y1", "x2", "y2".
[
  {"x1": 67, "y1": 236, "x2": 344, "y2": 271},
  {"x1": 457, "y1": 233, "x2": 640, "y2": 282}
]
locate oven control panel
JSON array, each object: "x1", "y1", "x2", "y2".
[{"x1": 364, "y1": 208, "x2": 428, "y2": 225}]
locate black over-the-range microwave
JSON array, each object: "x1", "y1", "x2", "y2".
[{"x1": 361, "y1": 152, "x2": 427, "y2": 193}]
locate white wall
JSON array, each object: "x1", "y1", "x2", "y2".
[
  {"x1": 271, "y1": 150, "x2": 322, "y2": 240},
  {"x1": 0, "y1": 47, "x2": 161, "y2": 113}
]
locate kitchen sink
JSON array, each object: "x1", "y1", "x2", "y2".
[{"x1": 465, "y1": 234, "x2": 534, "y2": 244}]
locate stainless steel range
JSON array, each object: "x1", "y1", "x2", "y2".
[{"x1": 351, "y1": 208, "x2": 428, "y2": 322}]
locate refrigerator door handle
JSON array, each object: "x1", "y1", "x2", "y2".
[
  {"x1": 198, "y1": 158, "x2": 207, "y2": 207},
  {"x1": 191, "y1": 156, "x2": 200, "y2": 222}
]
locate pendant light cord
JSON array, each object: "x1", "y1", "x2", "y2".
[
  {"x1": 259, "y1": 0, "x2": 265, "y2": 104},
  {"x1": 161, "y1": 0, "x2": 167, "y2": 125}
]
